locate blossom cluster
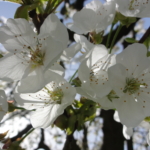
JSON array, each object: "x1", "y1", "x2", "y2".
[{"x1": 0, "y1": 0, "x2": 150, "y2": 146}]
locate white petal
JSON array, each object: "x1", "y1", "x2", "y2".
[
  {"x1": 14, "y1": 91, "x2": 49, "y2": 110},
  {"x1": 74, "y1": 34, "x2": 93, "y2": 52},
  {"x1": 67, "y1": 9, "x2": 98, "y2": 34},
  {"x1": 0, "y1": 53, "x2": 28, "y2": 81},
  {"x1": 76, "y1": 87, "x2": 94, "y2": 99},
  {"x1": 136, "y1": 89, "x2": 150, "y2": 117},
  {"x1": 16, "y1": 68, "x2": 45, "y2": 93},
  {"x1": 0, "y1": 31, "x2": 11, "y2": 44},
  {"x1": 78, "y1": 58, "x2": 90, "y2": 82},
  {"x1": 147, "y1": 131, "x2": 150, "y2": 146},
  {"x1": 0, "y1": 18, "x2": 36, "y2": 47},
  {"x1": 0, "y1": 90, "x2": 8, "y2": 122},
  {"x1": 123, "y1": 125, "x2": 133, "y2": 140},
  {"x1": 85, "y1": 0, "x2": 102, "y2": 11},
  {"x1": 96, "y1": 1, "x2": 116, "y2": 33},
  {"x1": 49, "y1": 62, "x2": 65, "y2": 76},
  {"x1": 113, "y1": 111, "x2": 120, "y2": 122},
  {"x1": 88, "y1": 45, "x2": 108, "y2": 67},
  {"x1": 61, "y1": 43, "x2": 81, "y2": 62},
  {"x1": 115, "y1": 0, "x2": 150, "y2": 17},
  {"x1": 0, "y1": 111, "x2": 6, "y2": 122},
  {"x1": 116, "y1": 43, "x2": 150, "y2": 77},
  {"x1": 39, "y1": 14, "x2": 69, "y2": 49},
  {"x1": 113, "y1": 94, "x2": 145, "y2": 127},
  {"x1": 43, "y1": 37, "x2": 64, "y2": 71},
  {"x1": 108, "y1": 63, "x2": 127, "y2": 97},
  {"x1": 98, "y1": 96, "x2": 114, "y2": 109},
  {"x1": 30, "y1": 104, "x2": 65, "y2": 128},
  {"x1": 0, "y1": 90, "x2": 8, "y2": 112},
  {"x1": 61, "y1": 83, "x2": 76, "y2": 105}
]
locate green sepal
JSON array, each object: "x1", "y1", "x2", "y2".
[
  {"x1": 0, "y1": 54, "x2": 3, "y2": 58},
  {"x1": 14, "y1": 5, "x2": 29, "y2": 20},
  {"x1": 7, "y1": 141, "x2": 25, "y2": 150},
  {"x1": 144, "y1": 116, "x2": 150, "y2": 122},
  {"x1": 54, "y1": 114, "x2": 68, "y2": 130},
  {"x1": 71, "y1": 77, "x2": 81, "y2": 87},
  {"x1": 66, "y1": 115, "x2": 77, "y2": 135},
  {"x1": 125, "y1": 38, "x2": 137, "y2": 43},
  {"x1": 14, "y1": 3, "x2": 43, "y2": 20},
  {"x1": 143, "y1": 36, "x2": 150, "y2": 49},
  {"x1": 114, "y1": 12, "x2": 136, "y2": 27},
  {"x1": 90, "y1": 31, "x2": 103, "y2": 44}
]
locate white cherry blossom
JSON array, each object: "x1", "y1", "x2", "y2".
[
  {"x1": 14, "y1": 74, "x2": 76, "y2": 128},
  {"x1": 77, "y1": 45, "x2": 116, "y2": 109},
  {"x1": 115, "y1": 0, "x2": 150, "y2": 17},
  {"x1": 0, "y1": 90, "x2": 8, "y2": 122},
  {"x1": 0, "y1": 14, "x2": 68, "y2": 92},
  {"x1": 67, "y1": 0, "x2": 116, "y2": 34},
  {"x1": 108, "y1": 43, "x2": 150, "y2": 127}
]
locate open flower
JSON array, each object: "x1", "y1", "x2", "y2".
[
  {"x1": 108, "y1": 43, "x2": 150, "y2": 127},
  {"x1": 77, "y1": 45, "x2": 116, "y2": 109},
  {"x1": 0, "y1": 14, "x2": 68, "y2": 92},
  {"x1": 0, "y1": 90, "x2": 8, "y2": 122},
  {"x1": 14, "y1": 74, "x2": 76, "y2": 128},
  {"x1": 67, "y1": 0, "x2": 116, "y2": 34},
  {"x1": 115, "y1": 0, "x2": 150, "y2": 17}
]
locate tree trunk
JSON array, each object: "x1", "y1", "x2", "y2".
[{"x1": 101, "y1": 110, "x2": 124, "y2": 150}]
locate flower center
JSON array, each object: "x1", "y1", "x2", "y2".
[
  {"x1": 107, "y1": 90, "x2": 119, "y2": 102},
  {"x1": 45, "y1": 87, "x2": 63, "y2": 104},
  {"x1": 129, "y1": 0, "x2": 135, "y2": 10},
  {"x1": 29, "y1": 46, "x2": 45, "y2": 69},
  {"x1": 128, "y1": 0, "x2": 149, "y2": 10},
  {"x1": 123, "y1": 78, "x2": 147, "y2": 94}
]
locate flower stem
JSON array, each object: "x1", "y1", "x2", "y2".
[
  {"x1": 69, "y1": 70, "x2": 78, "y2": 83},
  {"x1": 109, "y1": 24, "x2": 123, "y2": 54},
  {"x1": 106, "y1": 23, "x2": 115, "y2": 48},
  {"x1": 18, "y1": 128, "x2": 35, "y2": 144}
]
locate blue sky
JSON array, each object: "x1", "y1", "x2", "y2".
[{"x1": 0, "y1": 2, "x2": 20, "y2": 18}]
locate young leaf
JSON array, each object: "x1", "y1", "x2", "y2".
[{"x1": 125, "y1": 38, "x2": 137, "y2": 43}]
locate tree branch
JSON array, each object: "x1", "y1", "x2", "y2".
[
  {"x1": 11, "y1": 124, "x2": 32, "y2": 142},
  {"x1": 35, "y1": 129, "x2": 50, "y2": 150},
  {"x1": 83, "y1": 125, "x2": 88, "y2": 150},
  {"x1": 139, "y1": 26, "x2": 150, "y2": 43},
  {"x1": 63, "y1": 133, "x2": 81, "y2": 150},
  {"x1": 100, "y1": 110, "x2": 124, "y2": 150}
]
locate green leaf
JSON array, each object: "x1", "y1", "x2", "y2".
[
  {"x1": 125, "y1": 38, "x2": 137, "y2": 43},
  {"x1": 0, "y1": 54, "x2": 3, "y2": 58},
  {"x1": 14, "y1": 5, "x2": 29, "y2": 20},
  {"x1": 4, "y1": 0, "x2": 23, "y2": 4},
  {"x1": 14, "y1": 3, "x2": 42, "y2": 20},
  {"x1": 144, "y1": 36, "x2": 150, "y2": 49}
]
